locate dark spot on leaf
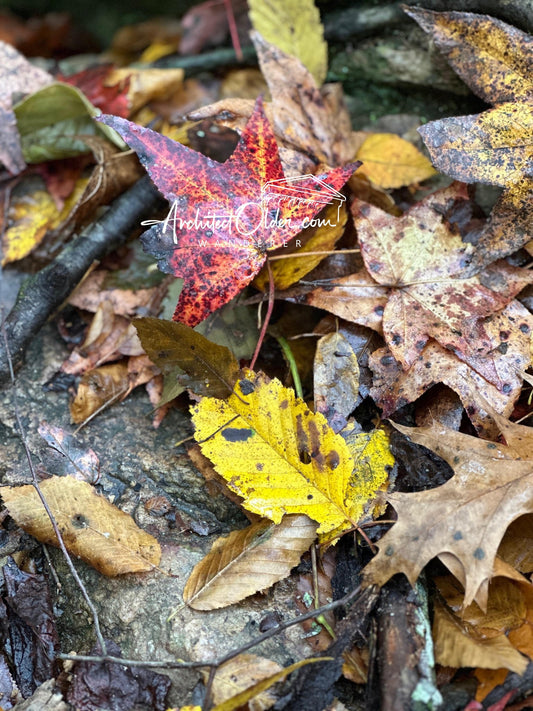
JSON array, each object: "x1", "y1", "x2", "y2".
[
  {"x1": 385, "y1": 545, "x2": 394, "y2": 556},
  {"x1": 473, "y1": 548, "x2": 485, "y2": 560},
  {"x1": 326, "y1": 451, "x2": 340, "y2": 470},
  {"x1": 374, "y1": 305, "x2": 384, "y2": 316},
  {"x1": 453, "y1": 456, "x2": 460, "y2": 464},
  {"x1": 239, "y1": 379, "x2": 255, "y2": 395},
  {"x1": 307, "y1": 494, "x2": 313, "y2": 500},
  {"x1": 280, "y1": 399, "x2": 288, "y2": 409},
  {"x1": 369, "y1": 261, "x2": 381, "y2": 272},
  {"x1": 299, "y1": 450, "x2": 312, "y2": 464},
  {"x1": 391, "y1": 334, "x2": 402, "y2": 346},
  {"x1": 499, "y1": 330, "x2": 510, "y2": 341},
  {"x1": 520, "y1": 323, "x2": 530, "y2": 333},
  {"x1": 453, "y1": 531, "x2": 463, "y2": 540},
  {"x1": 498, "y1": 342, "x2": 508, "y2": 354},
  {"x1": 72, "y1": 514, "x2": 88, "y2": 529},
  {"x1": 487, "y1": 443, "x2": 497, "y2": 449},
  {"x1": 380, "y1": 355, "x2": 395, "y2": 366},
  {"x1": 222, "y1": 428, "x2": 254, "y2": 442},
  {"x1": 256, "y1": 463, "x2": 264, "y2": 471},
  {"x1": 502, "y1": 383, "x2": 511, "y2": 394},
  {"x1": 415, "y1": 340, "x2": 425, "y2": 351}
]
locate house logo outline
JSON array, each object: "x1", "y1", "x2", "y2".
[{"x1": 261, "y1": 175, "x2": 346, "y2": 222}]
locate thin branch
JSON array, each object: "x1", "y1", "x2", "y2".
[
  {"x1": 57, "y1": 582, "x2": 370, "y2": 671},
  {"x1": 0, "y1": 313, "x2": 107, "y2": 654},
  {"x1": 250, "y1": 259, "x2": 275, "y2": 370}
]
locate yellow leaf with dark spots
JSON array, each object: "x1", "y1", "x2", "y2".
[{"x1": 192, "y1": 370, "x2": 392, "y2": 535}]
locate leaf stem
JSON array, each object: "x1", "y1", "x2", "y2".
[
  {"x1": 250, "y1": 259, "x2": 275, "y2": 370},
  {"x1": 276, "y1": 335, "x2": 303, "y2": 400}
]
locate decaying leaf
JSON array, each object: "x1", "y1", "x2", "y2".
[
  {"x1": 1, "y1": 476, "x2": 161, "y2": 575},
  {"x1": 210, "y1": 658, "x2": 332, "y2": 711},
  {"x1": 70, "y1": 362, "x2": 131, "y2": 424},
  {"x1": 205, "y1": 654, "x2": 283, "y2": 710},
  {"x1": 184, "y1": 515, "x2": 318, "y2": 610},
  {"x1": 1, "y1": 177, "x2": 88, "y2": 265},
  {"x1": 314, "y1": 331, "x2": 360, "y2": 433},
  {"x1": 192, "y1": 369, "x2": 392, "y2": 536},
  {"x1": 0, "y1": 40, "x2": 53, "y2": 174},
  {"x1": 354, "y1": 133, "x2": 436, "y2": 189},
  {"x1": 364, "y1": 412, "x2": 533, "y2": 608},
  {"x1": 134, "y1": 317, "x2": 240, "y2": 399},
  {"x1": 248, "y1": 0, "x2": 327, "y2": 86}
]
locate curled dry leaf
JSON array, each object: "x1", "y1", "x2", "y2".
[
  {"x1": 192, "y1": 370, "x2": 392, "y2": 536},
  {"x1": 184, "y1": 514, "x2": 317, "y2": 610},
  {"x1": 0, "y1": 475, "x2": 161, "y2": 575},
  {"x1": 204, "y1": 654, "x2": 283, "y2": 710},
  {"x1": 70, "y1": 362, "x2": 130, "y2": 424},
  {"x1": 314, "y1": 331, "x2": 360, "y2": 433}
]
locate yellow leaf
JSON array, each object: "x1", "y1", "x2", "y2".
[
  {"x1": 248, "y1": 0, "x2": 327, "y2": 86},
  {"x1": 211, "y1": 658, "x2": 332, "y2": 711},
  {"x1": 192, "y1": 370, "x2": 392, "y2": 535},
  {"x1": 355, "y1": 133, "x2": 436, "y2": 189},
  {"x1": 2, "y1": 177, "x2": 89, "y2": 265},
  {"x1": 254, "y1": 202, "x2": 348, "y2": 291},
  {"x1": 0, "y1": 476, "x2": 161, "y2": 575},
  {"x1": 184, "y1": 515, "x2": 318, "y2": 609},
  {"x1": 105, "y1": 68, "x2": 184, "y2": 115}
]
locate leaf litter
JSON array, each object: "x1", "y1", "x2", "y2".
[{"x1": 3, "y1": 2, "x2": 533, "y2": 709}]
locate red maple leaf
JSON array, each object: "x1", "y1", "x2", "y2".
[
  {"x1": 97, "y1": 98, "x2": 358, "y2": 326},
  {"x1": 60, "y1": 65, "x2": 130, "y2": 118}
]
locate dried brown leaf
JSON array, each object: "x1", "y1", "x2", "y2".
[
  {"x1": 183, "y1": 515, "x2": 318, "y2": 610},
  {"x1": 1, "y1": 476, "x2": 161, "y2": 575}
]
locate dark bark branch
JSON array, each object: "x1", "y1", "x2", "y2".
[{"x1": 0, "y1": 175, "x2": 164, "y2": 385}]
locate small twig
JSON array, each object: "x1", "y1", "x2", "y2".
[
  {"x1": 0, "y1": 313, "x2": 107, "y2": 655},
  {"x1": 250, "y1": 260, "x2": 275, "y2": 370},
  {"x1": 268, "y1": 249, "x2": 360, "y2": 261},
  {"x1": 58, "y1": 583, "x2": 368, "y2": 671}
]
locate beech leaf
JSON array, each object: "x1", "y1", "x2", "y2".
[
  {"x1": 364, "y1": 412, "x2": 533, "y2": 608},
  {"x1": 191, "y1": 370, "x2": 393, "y2": 536},
  {"x1": 206, "y1": 654, "x2": 283, "y2": 710},
  {"x1": 184, "y1": 515, "x2": 318, "y2": 610},
  {"x1": 354, "y1": 133, "x2": 436, "y2": 188},
  {"x1": 1, "y1": 476, "x2": 161, "y2": 575}
]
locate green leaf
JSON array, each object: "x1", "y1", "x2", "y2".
[{"x1": 14, "y1": 82, "x2": 125, "y2": 163}]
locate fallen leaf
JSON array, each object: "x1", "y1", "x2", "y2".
[
  {"x1": 369, "y1": 300, "x2": 533, "y2": 436},
  {"x1": 70, "y1": 362, "x2": 131, "y2": 424},
  {"x1": 134, "y1": 317, "x2": 240, "y2": 399},
  {"x1": 354, "y1": 133, "x2": 436, "y2": 188},
  {"x1": 0, "y1": 40, "x2": 53, "y2": 174},
  {"x1": 248, "y1": 0, "x2": 327, "y2": 85},
  {"x1": 1, "y1": 177, "x2": 89, "y2": 265},
  {"x1": 205, "y1": 654, "x2": 283, "y2": 710},
  {"x1": 98, "y1": 98, "x2": 357, "y2": 326},
  {"x1": 184, "y1": 515, "x2": 317, "y2": 610},
  {"x1": 192, "y1": 369, "x2": 392, "y2": 536},
  {"x1": 253, "y1": 201, "x2": 348, "y2": 291},
  {"x1": 363, "y1": 411, "x2": 533, "y2": 607},
  {"x1": 433, "y1": 598, "x2": 527, "y2": 675},
  {"x1": 38, "y1": 422, "x2": 100, "y2": 484},
  {"x1": 67, "y1": 639, "x2": 170, "y2": 711},
  {"x1": 188, "y1": 33, "x2": 356, "y2": 170},
  {"x1": 497, "y1": 515, "x2": 533, "y2": 574},
  {"x1": 1, "y1": 476, "x2": 161, "y2": 575},
  {"x1": 14, "y1": 82, "x2": 124, "y2": 164},
  {"x1": 314, "y1": 331, "x2": 360, "y2": 433},
  {"x1": 404, "y1": 7, "x2": 533, "y2": 106},
  {"x1": 211, "y1": 658, "x2": 331, "y2": 711}
]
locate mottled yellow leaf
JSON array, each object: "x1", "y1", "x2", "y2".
[
  {"x1": 248, "y1": 0, "x2": 327, "y2": 86},
  {"x1": 192, "y1": 370, "x2": 392, "y2": 535},
  {"x1": 206, "y1": 654, "x2": 283, "y2": 710},
  {"x1": 184, "y1": 515, "x2": 318, "y2": 609},
  {"x1": 355, "y1": 133, "x2": 436, "y2": 189},
  {"x1": 2, "y1": 177, "x2": 88, "y2": 265},
  {"x1": 254, "y1": 202, "x2": 347, "y2": 291},
  {"x1": 1, "y1": 475, "x2": 160, "y2": 575}
]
